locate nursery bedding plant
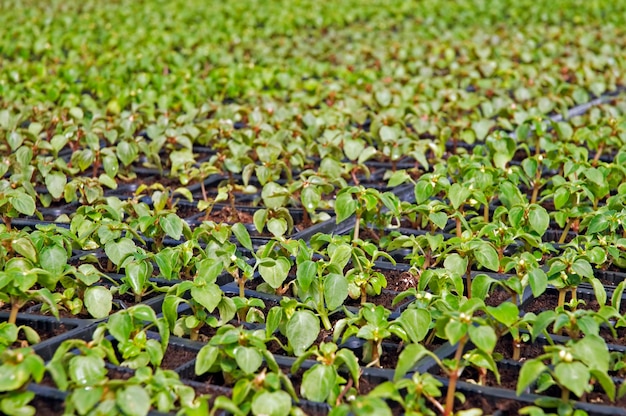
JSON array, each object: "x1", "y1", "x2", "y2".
[{"x1": 5, "y1": 0, "x2": 626, "y2": 415}]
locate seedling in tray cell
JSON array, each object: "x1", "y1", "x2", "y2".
[
  {"x1": 162, "y1": 258, "x2": 236, "y2": 341},
  {"x1": 334, "y1": 185, "x2": 401, "y2": 243},
  {"x1": 290, "y1": 341, "x2": 360, "y2": 406},
  {"x1": 517, "y1": 334, "x2": 616, "y2": 407},
  {"x1": 0, "y1": 346, "x2": 45, "y2": 416},
  {"x1": 334, "y1": 303, "x2": 407, "y2": 368}
]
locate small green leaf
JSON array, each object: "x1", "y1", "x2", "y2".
[
  {"x1": 554, "y1": 361, "x2": 589, "y2": 398},
  {"x1": 195, "y1": 345, "x2": 219, "y2": 375},
  {"x1": 258, "y1": 257, "x2": 290, "y2": 289},
  {"x1": 9, "y1": 193, "x2": 35, "y2": 216},
  {"x1": 301, "y1": 364, "x2": 336, "y2": 403},
  {"x1": 117, "y1": 385, "x2": 150, "y2": 416},
  {"x1": 468, "y1": 325, "x2": 496, "y2": 353},
  {"x1": 251, "y1": 391, "x2": 291, "y2": 416},
  {"x1": 161, "y1": 213, "x2": 183, "y2": 240},
  {"x1": 517, "y1": 359, "x2": 547, "y2": 395},
  {"x1": 399, "y1": 308, "x2": 430, "y2": 344},
  {"x1": 286, "y1": 310, "x2": 319, "y2": 356},
  {"x1": 232, "y1": 223, "x2": 253, "y2": 250},
  {"x1": 324, "y1": 273, "x2": 348, "y2": 310},
  {"x1": 234, "y1": 346, "x2": 263, "y2": 374},
  {"x1": 84, "y1": 286, "x2": 113, "y2": 319}
]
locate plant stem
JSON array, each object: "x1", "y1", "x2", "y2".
[
  {"x1": 444, "y1": 336, "x2": 467, "y2": 416},
  {"x1": 530, "y1": 167, "x2": 542, "y2": 204},
  {"x1": 512, "y1": 337, "x2": 521, "y2": 361},
  {"x1": 319, "y1": 307, "x2": 332, "y2": 331},
  {"x1": 570, "y1": 288, "x2": 577, "y2": 306},
  {"x1": 353, "y1": 212, "x2": 361, "y2": 242},
  {"x1": 8, "y1": 302, "x2": 20, "y2": 325},
  {"x1": 190, "y1": 324, "x2": 201, "y2": 342},
  {"x1": 483, "y1": 203, "x2": 489, "y2": 224},
  {"x1": 455, "y1": 215, "x2": 462, "y2": 238},
  {"x1": 360, "y1": 288, "x2": 367, "y2": 306},
  {"x1": 592, "y1": 143, "x2": 604, "y2": 167},
  {"x1": 557, "y1": 289, "x2": 567, "y2": 308},
  {"x1": 558, "y1": 218, "x2": 573, "y2": 244},
  {"x1": 465, "y1": 262, "x2": 472, "y2": 299},
  {"x1": 561, "y1": 388, "x2": 570, "y2": 402}
]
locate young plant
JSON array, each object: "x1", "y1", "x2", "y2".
[
  {"x1": 333, "y1": 303, "x2": 406, "y2": 368},
  {"x1": 345, "y1": 240, "x2": 395, "y2": 305},
  {"x1": 162, "y1": 259, "x2": 236, "y2": 341},
  {"x1": 546, "y1": 247, "x2": 606, "y2": 309},
  {"x1": 0, "y1": 347, "x2": 46, "y2": 416},
  {"x1": 369, "y1": 372, "x2": 445, "y2": 416},
  {"x1": 517, "y1": 334, "x2": 615, "y2": 405},
  {"x1": 291, "y1": 342, "x2": 360, "y2": 406},
  {"x1": 396, "y1": 297, "x2": 499, "y2": 416},
  {"x1": 0, "y1": 180, "x2": 37, "y2": 230},
  {"x1": 0, "y1": 258, "x2": 59, "y2": 324},
  {"x1": 334, "y1": 185, "x2": 401, "y2": 242}
]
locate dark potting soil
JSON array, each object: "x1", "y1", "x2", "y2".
[
  {"x1": 377, "y1": 268, "x2": 418, "y2": 292},
  {"x1": 493, "y1": 334, "x2": 545, "y2": 361},
  {"x1": 485, "y1": 286, "x2": 513, "y2": 307},
  {"x1": 432, "y1": 363, "x2": 518, "y2": 391},
  {"x1": 523, "y1": 290, "x2": 626, "y2": 316},
  {"x1": 343, "y1": 290, "x2": 400, "y2": 310},
  {"x1": 161, "y1": 343, "x2": 198, "y2": 370},
  {"x1": 30, "y1": 395, "x2": 65, "y2": 415}
]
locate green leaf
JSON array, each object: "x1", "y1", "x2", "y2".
[
  {"x1": 161, "y1": 213, "x2": 183, "y2": 240},
  {"x1": 11, "y1": 237, "x2": 37, "y2": 263},
  {"x1": 190, "y1": 283, "x2": 221, "y2": 312},
  {"x1": 486, "y1": 302, "x2": 519, "y2": 327},
  {"x1": 296, "y1": 260, "x2": 317, "y2": 292},
  {"x1": 394, "y1": 344, "x2": 429, "y2": 380},
  {"x1": 232, "y1": 222, "x2": 253, "y2": 251},
  {"x1": 195, "y1": 345, "x2": 219, "y2": 375},
  {"x1": 554, "y1": 187, "x2": 570, "y2": 210},
  {"x1": 45, "y1": 171, "x2": 67, "y2": 199},
  {"x1": 468, "y1": 325, "x2": 496, "y2": 353},
  {"x1": 444, "y1": 253, "x2": 467, "y2": 276},
  {"x1": 472, "y1": 119, "x2": 495, "y2": 141},
  {"x1": 528, "y1": 268, "x2": 547, "y2": 297},
  {"x1": 472, "y1": 242, "x2": 499, "y2": 271},
  {"x1": 301, "y1": 364, "x2": 336, "y2": 403},
  {"x1": 258, "y1": 257, "x2": 290, "y2": 289},
  {"x1": 234, "y1": 346, "x2": 263, "y2": 374},
  {"x1": 428, "y1": 212, "x2": 448, "y2": 230},
  {"x1": 0, "y1": 364, "x2": 29, "y2": 391},
  {"x1": 104, "y1": 239, "x2": 136, "y2": 266},
  {"x1": 251, "y1": 391, "x2": 291, "y2": 416},
  {"x1": 267, "y1": 218, "x2": 287, "y2": 238},
  {"x1": 39, "y1": 245, "x2": 67, "y2": 275},
  {"x1": 399, "y1": 308, "x2": 430, "y2": 344},
  {"x1": 587, "y1": 215, "x2": 609, "y2": 234},
  {"x1": 554, "y1": 361, "x2": 589, "y2": 398},
  {"x1": 84, "y1": 286, "x2": 113, "y2": 319},
  {"x1": 9, "y1": 193, "x2": 35, "y2": 216},
  {"x1": 517, "y1": 359, "x2": 547, "y2": 395},
  {"x1": 117, "y1": 385, "x2": 150, "y2": 416},
  {"x1": 72, "y1": 386, "x2": 103, "y2": 415},
  {"x1": 528, "y1": 206, "x2": 549, "y2": 235},
  {"x1": 335, "y1": 191, "x2": 357, "y2": 223},
  {"x1": 301, "y1": 186, "x2": 321, "y2": 212},
  {"x1": 261, "y1": 182, "x2": 288, "y2": 209},
  {"x1": 324, "y1": 273, "x2": 348, "y2": 310},
  {"x1": 329, "y1": 244, "x2": 352, "y2": 270},
  {"x1": 448, "y1": 183, "x2": 471, "y2": 210},
  {"x1": 68, "y1": 355, "x2": 106, "y2": 386},
  {"x1": 286, "y1": 310, "x2": 319, "y2": 356}
]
